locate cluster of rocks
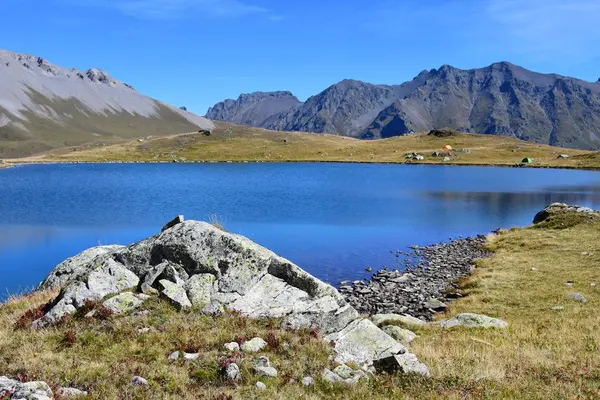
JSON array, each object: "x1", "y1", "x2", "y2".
[
  {"x1": 0, "y1": 377, "x2": 87, "y2": 399},
  {"x1": 340, "y1": 236, "x2": 491, "y2": 320},
  {"x1": 32, "y1": 216, "x2": 430, "y2": 378}
]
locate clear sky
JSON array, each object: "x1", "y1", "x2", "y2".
[{"x1": 2, "y1": 0, "x2": 600, "y2": 115}]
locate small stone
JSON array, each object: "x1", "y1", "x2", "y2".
[
  {"x1": 253, "y1": 356, "x2": 270, "y2": 368},
  {"x1": 424, "y1": 297, "x2": 447, "y2": 310},
  {"x1": 225, "y1": 363, "x2": 242, "y2": 381},
  {"x1": 565, "y1": 281, "x2": 574, "y2": 287},
  {"x1": 137, "y1": 327, "x2": 151, "y2": 334},
  {"x1": 162, "y1": 215, "x2": 184, "y2": 232},
  {"x1": 256, "y1": 381, "x2": 267, "y2": 390},
  {"x1": 301, "y1": 376, "x2": 314, "y2": 386},
  {"x1": 224, "y1": 342, "x2": 240, "y2": 352},
  {"x1": 440, "y1": 313, "x2": 508, "y2": 329},
  {"x1": 333, "y1": 364, "x2": 354, "y2": 379},
  {"x1": 56, "y1": 387, "x2": 89, "y2": 397},
  {"x1": 253, "y1": 365, "x2": 278, "y2": 378},
  {"x1": 531, "y1": 267, "x2": 537, "y2": 271},
  {"x1": 551, "y1": 306, "x2": 564, "y2": 311},
  {"x1": 241, "y1": 337, "x2": 267, "y2": 353},
  {"x1": 568, "y1": 293, "x2": 587, "y2": 303},
  {"x1": 131, "y1": 376, "x2": 148, "y2": 386},
  {"x1": 184, "y1": 352, "x2": 200, "y2": 361},
  {"x1": 168, "y1": 351, "x2": 180, "y2": 361},
  {"x1": 591, "y1": 283, "x2": 597, "y2": 287}
]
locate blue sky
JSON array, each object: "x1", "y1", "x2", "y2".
[{"x1": 2, "y1": 0, "x2": 600, "y2": 115}]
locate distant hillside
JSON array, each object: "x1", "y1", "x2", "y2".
[
  {"x1": 205, "y1": 91, "x2": 301, "y2": 127},
  {"x1": 206, "y1": 63, "x2": 600, "y2": 150},
  {"x1": 0, "y1": 49, "x2": 214, "y2": 157}
]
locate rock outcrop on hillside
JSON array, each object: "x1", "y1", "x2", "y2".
[
  {"x1": 35, "y1": 218, "x2": 428, "y2": 373},
  {"x1": 205, "y1": 91, "x2": 302, "y2": 127},
  {"x1": 206, "y1": 62, "x2": 600, "y2": 150},
  {"x1": 0, "y1": 49, "x2": 214, "y2": 157}
]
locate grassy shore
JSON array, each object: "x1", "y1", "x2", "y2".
[
  {"x1": 1, "y1": 210, "x2": 598, "y2": 399},
  {"x1": 8, "y1": 122, "x2": 600, "y2": 170}
]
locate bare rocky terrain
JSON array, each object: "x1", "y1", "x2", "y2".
[{"x1": 0, "y1": 49, "x2": 214, "y2": 157}]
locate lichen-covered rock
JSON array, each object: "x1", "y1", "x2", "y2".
[
  {"x1": 371, "y1": 313, "x2": 426, "y2": 328},
  {"x1": 34, "y1": 219, "x2": 429, "y2": 372},
  {"x1": 440, "y1": 313, "x2": 508, "y2": 329},
  {"x1": 321, "y1": 366, "x2": 367, "y2": 385},
  {"x1": 56, "y1": 387, "x2": 89, "y2": 397},
  {"x1": 324, "y1": 319, "x2": 407, "y2": 367},
  {"x1": 186, "y1": 273, "x2": 216, "y2": 308},
  {"x1": 38, "y1": 245, "x2": 124, "y2": 290},
  {"x1": 103, "y1": 292, "x2": 144, "y2": 314},
  {"x1": 159, "y1": 279, "x2": 192, "y2": 309},
  {"x1": 373, "y1": 353, "x2": 430, "y2": 376},
  {"x1": 241, "y1": 337, "x2": 267, "y2": 353},
  {"x1": 225, "y1": 363, "x2": 242, "y2": 381},
  {"x1": 224, "y1": 342, "x2": 240, "y2": 352},
  {"x1": 382, "y1": 325, "x2": 418, "y2": 346},
  {"x1": 36, "y1": 221, "x2": 352, "y2": 333},
  {"x1": 33, "y1": 259, "x2": 139, "y2": 328},
  {"x1": 1, "y1": 379, "x2": 54, "y2": 400}
]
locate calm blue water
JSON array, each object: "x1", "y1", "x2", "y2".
[{"x1": 1, "y1": 162, "x2": 600, "y2": 300}]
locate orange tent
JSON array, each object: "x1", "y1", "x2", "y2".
[{"x1": 442, "y1": 145, "x2": 453, "y2": 151}]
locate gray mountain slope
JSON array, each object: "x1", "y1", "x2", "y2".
[
  {"x1": 262, "y1": 80, "x2": 413, "y2": 137},
  {"x1": 363, "y1": 62, "x2": 600, "y2": 150},
  {"x1": 205, "y1": 91, "x2": 301, "y2": 127},
  {"x1": 0, "y1": 49, "x2": 214, "y2": 157},
  {"x1": 206, "y1": 62, "x2": 600, "y2": 150}
]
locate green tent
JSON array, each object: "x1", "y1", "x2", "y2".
[{"x1": 522, "y1": 157, "x2": 534, "y2": 163}]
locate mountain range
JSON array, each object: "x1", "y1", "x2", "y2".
[
  {"x1": 0, "y1": 49, "x2": 213, "y2": 157},
  {"x1": 206, "y1": 62, "x2": 600, "y2": 150}
]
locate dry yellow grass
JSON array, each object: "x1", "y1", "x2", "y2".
[
  {"x1": 9, "y1": 122, "x2": 600, "y2": 170},
  {"x1": 1, "y1": 212, "x2": 599, "y2": 399}
]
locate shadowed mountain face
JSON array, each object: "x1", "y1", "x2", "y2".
[
  {"x1": 206, "y1": 62, "x2": 600, "y2": 150},
  {"x1": 205, "y1": 91, "x2": 302, "y2": 127},
  {"x1": 0, "y1": 49, "x2": 214, "y2": 158}
]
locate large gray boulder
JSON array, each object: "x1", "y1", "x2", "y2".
[
  {"x1": 38, "y1": 245, "x2": 125, "y2": 290},
  {"x1": 34, "y1": 220, "x2": 427, "y2": 370}
]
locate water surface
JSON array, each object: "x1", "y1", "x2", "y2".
[{"x1": 1, "y1": 163, "x2": 599, "y2": 300}]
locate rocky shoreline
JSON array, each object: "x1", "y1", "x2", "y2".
[{"x1": 340, "y1": 235, "x2": 491, "y2": 320}]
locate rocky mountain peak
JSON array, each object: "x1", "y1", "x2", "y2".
[
  {"x1": 205, "y1": 61, "x2": 600, "y2": 150},
  {"x1": 86, "y1": 68, "x2": 117, "y2": 86}
]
